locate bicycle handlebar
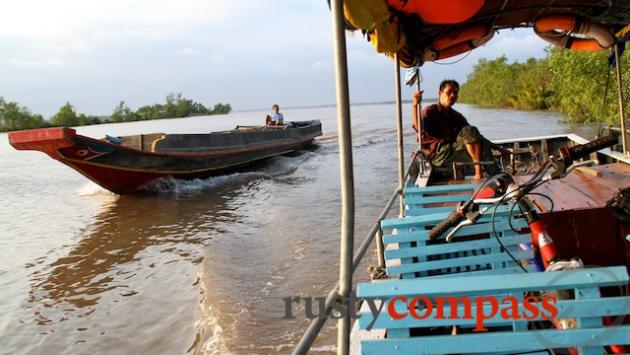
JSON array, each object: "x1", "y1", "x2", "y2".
[
  {"x1": 555, "y1": 133, "x2": 619, "y2": 164},
  {"x1": 427, "y1": 210, "x2": 463, "y2": 240}
]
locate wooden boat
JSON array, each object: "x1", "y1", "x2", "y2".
[
  {"x1": 8, "y1": 121, "x2": 322, "y2": 194},
  {"x1": 348, "y1": 134, "x2": 630, "y2": 354},
  {"x1": 293, "y1": 1, "x2": 630, "y2": 354}
]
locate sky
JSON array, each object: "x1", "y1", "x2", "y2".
[{"x1": 0, "y1": 0, "x2": 550, "y2": 118}]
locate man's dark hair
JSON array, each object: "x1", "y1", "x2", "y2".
[
  {"x1": 272, "y1": 104, "x2": 279, "y2": 110},
  {"x1": 439, "y1": 80, "x2": 460, "y2": 92}
]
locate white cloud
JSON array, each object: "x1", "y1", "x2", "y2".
[
  {"x1": 5, "y1": 57, "x2": 71, "y2": 67},
  {"x1": 209, "y1": 51, "x2": 225, "y2": 64},
  {"x1": 94, "y1": 29, "x2": 181, "y2": 41},
  {"x1": 475, "y1": 30, "x2": 549, "y2": 62},
  {"x1": 311, "y1": 60, "x2": 328, "y2": 71},
  {"x1": 0, "y1": 0, "x2": 230, "y2": 40},
  {"x1": 176, "y1": 48, "x2": 202, "y2": 56}
]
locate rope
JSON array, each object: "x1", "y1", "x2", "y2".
[{"x1": 367, "y1": 265, "x2": 388, "y2": 280}]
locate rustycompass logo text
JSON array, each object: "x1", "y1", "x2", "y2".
[{"x1": 283, "y1": 293, "x2": 558, "y2": 331}]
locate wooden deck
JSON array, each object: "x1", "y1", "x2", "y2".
[
  {"x1": 516, "y1": 162, "x2": 630, "y2": 212},
  {"x1": 515, "y1": 162, "x2": 630, "y2": 271}
]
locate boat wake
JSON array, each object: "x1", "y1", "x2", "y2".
[
  {"x1": 191, "y1": 262, "x2": 232, "y2": 355},
  {"x1": 141, "y1": 173, "x2": 262, "y2": 195},
  {"x1": 140, "y1": 151, "x2": 318, "y2": 194},
  {"x1": 76, "y1": 182, "x2": 120, "y2": 199}
]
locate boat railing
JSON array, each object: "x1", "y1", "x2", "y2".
[{"x1": 292, "y1": 157, "x2": 416, "y2": 355}]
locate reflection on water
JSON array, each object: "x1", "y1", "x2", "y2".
[
  {"x1": 22, "y1": 176, "x2": 253, "y2": 352},
  {"x1": 28, "y1": 192, "x2": 235, "y2": 310}
]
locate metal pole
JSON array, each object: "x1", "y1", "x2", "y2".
[
  {"x1": 293, "y1": 160, "x2": 414, "y2": 355},
  {"x1": 416, "y1": 73, "x2": 424, "y2": 176},
  {"x1": 394, "y1": 54, "x2": 405, "y2": 217},
  {"x1": 614, "y1": 44, "x2": 629, "y2": 156},
  {"x1": 331, "y1": 0, "x2": 354, "y2": 354},
  {"x1": 375, "y1": 229, "x2": 386, "y2": 269},
  {"x1": 416, "y1": 70, "x2": 424, "y2": 176},
  {"x1": 292, "y1": 189, "x2": 398, "y2": 355}
]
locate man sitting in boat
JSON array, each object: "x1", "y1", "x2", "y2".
[
  {"x1": 413, "y1": 79, "x2": 498, "y2": 180},
  {"x1": 265, "y1": 104, "x2": 284, "y2": 126}
]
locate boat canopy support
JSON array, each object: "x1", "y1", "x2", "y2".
[
  {"x1": 394, "y1": 54, "x2": 406, "y2": 217},
  {"x1": 330, "y1": 0, "x2": 355, "y2": 353},
  {"x1": 614, "y1": 43, "x2": 629, "y2": 156}
]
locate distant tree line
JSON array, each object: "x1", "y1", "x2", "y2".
[
  {"x1": 0, "y1": 93, "x2": 232, "y2": 132},
  {"x1": 459, "y1": 48, "x2": 630, "y2": 123}
]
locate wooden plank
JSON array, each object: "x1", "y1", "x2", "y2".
[
  {"x1": 427, "y1": 265, "x2": 537, "y2": 278},
  {"x1": 357, "y1": 266, "x2": 629, "y2": 298},
  {"x1": 515, "y1": 162, "x2": 630, "y2": 212},
  {"x1": 575, "y1": 287, "x2": 603, "y2": 355},
  {"x1": 384, "y1": 233, "x2": 530, "y2": 259},
  {"x1": 360, "y1": 326, "x2": 630, "y2": 354},
  {"x1": 382, "y1": 218, "x2": 529, "y2": 244},
  {"x1": 387, "y1": 250, "x2": 533, "y2": 275},
  {"x1": 404, "y1": 183, "x2": 477, "y2": 195},
  {"x1": 381, "y1": 205, "x2": 515, "y2": 230},
  {"x1": 406, "y1": 206, "x2": 457, "y2": 215},
  {"x1": 405, "y1": 194, "x2": 473, "y2": 205}
]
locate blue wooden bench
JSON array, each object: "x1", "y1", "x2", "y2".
[
  {"x1": 381, "y1": 200, "x2": 533, "y2": 279},
  {"x1": 356, "y1": 266, "x2": 630, "y2": 355}
]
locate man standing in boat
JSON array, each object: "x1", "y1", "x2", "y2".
[
  {"x1": 265, "y1": 104, "x2": 284, "y2": 126},
  {"x1": 413, "y1": 79, "x2": 496, "y2": 180}
]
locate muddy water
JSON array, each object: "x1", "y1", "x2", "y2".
[{"x1": 0, "y1": 104, "x2": 594, "y2": 354}]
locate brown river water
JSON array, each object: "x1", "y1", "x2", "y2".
[{"x1": 0, "y1": 103, "x2": 596, "y2": 354}]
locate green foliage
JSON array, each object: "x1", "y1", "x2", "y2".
[
  {"x1": 460, "y1": 47, "x2": 630, "y2": 123},
  {"x1": 48, "y1": 102, "x2": 101, "y2": 127},
  {"x1": 50, "y1": 102, "x2": 80, "y2": 127},
  {"x1": 0, "y1": 94, "x2": 232, "y2": 132},
  {"x1": 212, "y1": 103, "x2": 232, "y2": 114},
  {"x1": 111, "y1": 101, "x2": 137, "y2": 122},
  {"x1": 0, "y1": 97, "x2": 47, "y2": 132},
  {"x1": 112, "y1": 93, "x2": 232, "y2": 122},
  {"x1": 546, "y1": 48, "x2": 630, "y2": 123},
  {"x1": 459, "y1": 56, "x2": 520, "y2": 108}
]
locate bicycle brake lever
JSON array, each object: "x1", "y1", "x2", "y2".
[
  {"x1": 445, "y1": 219, "x2": 474, "y2": 242},
  {"x1": 445, "y1": 210, "x2": 482, "y2": 242}
]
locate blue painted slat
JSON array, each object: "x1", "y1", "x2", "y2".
[
  {"x1": 360, "y1": 326, "x2": 630, "y2": 355},
  {"x1": 381, "y1": 211, "x2": 452, "y2": 230},
  {"x1": 381, "y1": 204, "x2": 515, "y2": 230},
  {"x1": 575, "y1": 287, "x2": 603, "y2": 355},
  {"x1": 357, "y1": 296, "x2": 630, "y2": 330},
  {"x1": 384, "y1": 233, "x2": 529, "y2": 260},
  {"x1": 386, "y1": 328, "x2": 410, "y2": 338},
  {"x1": 428, "y1": 265, "x2": 537, "y2": 278},
  {"x1": 357, "y1": 267, "x2": 629, "y2": 298},
  {"x1": 406, "y1": 206, "x2": 456, "y2": 216},
  {"x1": 405, "y1": 194, "x2": 473, "y2": 204},
  {"x1": 387, "y1": 250, "x2": 533, "y2": 275},
  {"x1": 404, "y1": 184, "x2": 477, "y2": 194},
  {"x1": 398, "y1": 240, "x2": 416, "y2": 280},
  {"x1": 382, "y1": 218, "x2": 529, "y2": 244},
  {"x1": 510, "y1": 293, "x2": 527, "y2": 332}
]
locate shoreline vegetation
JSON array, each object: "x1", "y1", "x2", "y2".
[
  {"x1": 459, "y1": 48, "x2": 629, "y2": 124},
  {"x1": 0, "y1": 93, "x2": 231, "y2": 132},
  {"x1": 3, "y1": 49, "x2": 627, "y2": 132}
]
